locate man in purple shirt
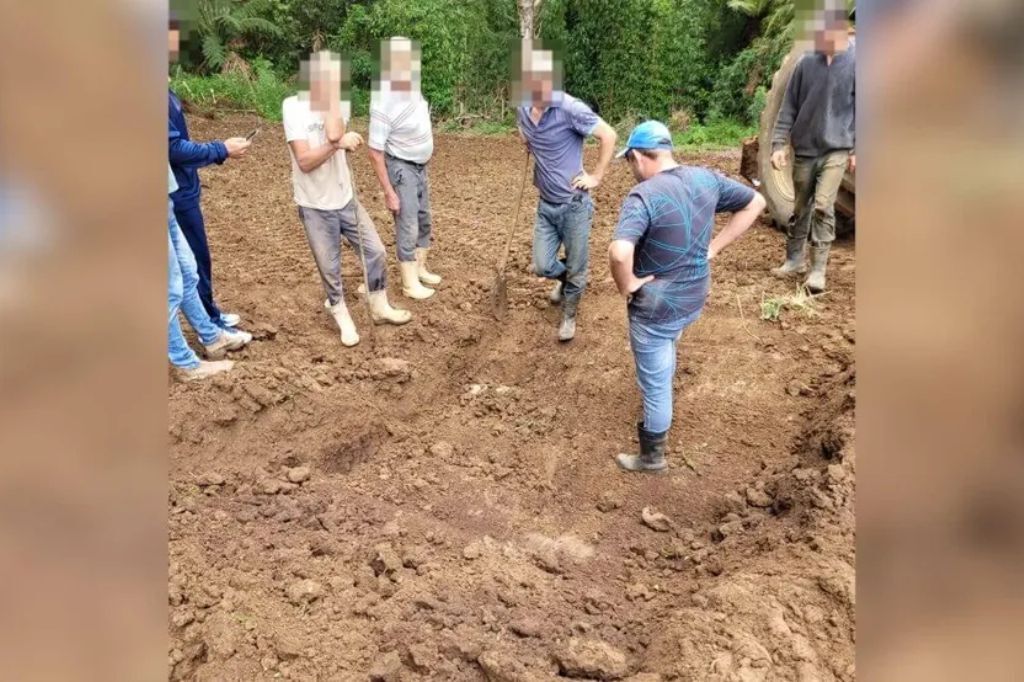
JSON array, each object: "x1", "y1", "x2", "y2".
[{"x1": 516, "y1": 43, "x2": 618, "y2": 342}]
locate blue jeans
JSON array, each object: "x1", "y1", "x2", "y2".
[
  {"x1": 168, "y1": 200, "x2": 221, "y2": 369},
  {"x1": 629, "y1": 310, "x2": 701, "y2": 434},
  {"x1": 532, "y1": 193, "x2": 593, "y2": 301},
  {"x1": 173, "y1": 201, "x2": 226, "y2": 326}
]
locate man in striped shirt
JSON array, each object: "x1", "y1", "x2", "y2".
[{"x1": 367, "y1": 37, "x2": 440, "y2": 301}]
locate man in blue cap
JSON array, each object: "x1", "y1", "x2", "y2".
[{"x1": 609, "y1": 121, "x2": 765, "y2": 472}]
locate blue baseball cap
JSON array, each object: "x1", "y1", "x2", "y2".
[{"x1": 616, "y1": 120, "x2": 673, "y2": 158}]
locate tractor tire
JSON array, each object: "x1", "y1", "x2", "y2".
[{"x1": 756, "y1": 46, "x2": 855, "y2": 237}]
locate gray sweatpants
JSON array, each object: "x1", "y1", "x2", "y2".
[
  {"x1": 298, "y1": 199, "x2": 387, "y2": 306},
  {"x1": 385, "y1": 155, "x2": 433, "y2": 262}
]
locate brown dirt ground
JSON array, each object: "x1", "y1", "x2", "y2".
[{"x1": 168, "y1": 112, "x2": 855, "y2": 681}]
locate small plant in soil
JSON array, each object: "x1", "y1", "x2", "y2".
[{"x1": 760, "y1": 287, "x2": 821, "y2": 322}]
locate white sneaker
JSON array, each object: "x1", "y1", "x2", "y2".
[
  {"x1": 400, "y1": 261, "x2": 435, "y2": 300},
  {"x1": 204, "y1": 328, "x2": 253, "y2": 359},
  {"x1": 415, "y1": 248, "x2": 442, "y2": 286},
  {"x1": 177, "y1": 359, "x2": 234, "y2": 382},
  {"x1": 325, "y1": 299, "x2": 360, "y2": 347},
  {"x1": 368, "y1": 290, "x2": 412, "y2": 325},
  {"x1": 219, "y1": 312, "x2": 241, "y2": 327}
]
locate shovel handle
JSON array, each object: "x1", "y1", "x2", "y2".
[
  {"x1": 344, "y1": 152, "x2": 378, "y2": 345},
  {"x1": 497, "y1": 152, "x2": 531, "y2": 273}
]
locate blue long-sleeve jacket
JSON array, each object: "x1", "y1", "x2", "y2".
[{"x1": 168, "y1": 89, "x2": 228, "y2": 208}]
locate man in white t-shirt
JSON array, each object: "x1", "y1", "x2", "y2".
[
  {"x1": 283, "y1": 50, "x2": 411, "y2": 347},
  {"x1": 367, "y1": 37, "x2": 440, "y2": 300}
]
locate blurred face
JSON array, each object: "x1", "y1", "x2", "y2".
[
  {"x1": 168, "y1": 28, "x2": 179, "y2": 62},
  {"x1": 815, "y1": 20, "x2": 850, "y2": 54},
  {"x1": 525, "y1": 70, "x2": 554, "y2": 107},
  {"x1": 387, "y1": 46, "x2": 413, "y2": 91},
  {"x1": 307, "y1": 54, "x2": 342, "y2": 111}
]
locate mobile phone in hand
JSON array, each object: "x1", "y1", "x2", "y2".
[{"x1": 245, "y1": 128, "x2": 260, "y2": 141}]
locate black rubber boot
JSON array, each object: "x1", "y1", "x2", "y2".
[
  {"x1": 550, "y1": 258, "x2": 568, "y2": 303},
  {"x1": 771, "y1": 236, "x2": 808, "y2": 277},
  {"x1": 616, "y1": 422, "x2": 668, "y2": 473},
  {"x1": 804, "y1": 242, "x2": 830, "y2": 293}
]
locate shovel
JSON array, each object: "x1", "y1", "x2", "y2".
[
  {"x1": 344, "y1": 151, "x2": 377, "y2": 349},
  {"x1": 491, "y1": 151, "x2": 531, "y2": 320}
]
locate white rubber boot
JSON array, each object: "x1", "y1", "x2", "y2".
[
  {"x1": 324, "y1": 299, "x2": 360, "y2": 347},
  {"x1": 400, "y1": 261, "x2": 435, "y2": 300},
  {"x1": 368, "y1": 290, "x2": 412, "y2": 325},
  {"x1": 415, "y1": 247, "x2": 442, "y2": 285}
]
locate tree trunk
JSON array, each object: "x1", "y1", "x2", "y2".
[{"x1": 517, "y1": 0, "x2": 544, "y2": 38}]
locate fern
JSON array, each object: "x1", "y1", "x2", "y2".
[{"x1": 202, "y1": 33, "x2": 226, "y2": 71}]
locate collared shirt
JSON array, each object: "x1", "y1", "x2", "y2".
[
  {"x1": 368, "y1": 90, "x2": 434, "y2": 165},
  {"x1": 613, "y1": 166, "x2": 755, "y2": 324},
  {"x1": 517, "y1": 93, "x2": 600, "y2": 204},
  {"x1": 772, "y1": 46, "x2": 856, "y2": 158}
]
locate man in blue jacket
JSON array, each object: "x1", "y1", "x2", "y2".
[{"x1": 169, "y1": 18, "x2": 250, "y2": 328}]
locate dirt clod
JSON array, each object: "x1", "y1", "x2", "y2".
[
  {"x1": 746, "y1": 487, "x2": 774, "y2": 508},
  {"x1": 287, "y1": 465, "x2": 311, "y2": 483},
  {"x1": 430, "y1": 441, "x2": 454, "y2": 459},
  {"x1": 285, "y1": 579, "x2": 323, "y2": 605},
  {"x1": 369, "y1": 650, "x2": 403, "y2": 681},
  {"x1": 197, "y1": 472, "x2": 225, "y2": 487},
  {"x1": 478, "y1": 648, "x2": 528, "y2": 682},
  {"x1": 641, "y1": 507, "x2": 672, "y2": 532},
  {"x1": 556, "y1": 638, "x2": 629, "y2": 680},
  {"x1": 373, "y1": 358, "x2": 412, "y2": 382},
  {"x1": 272, "y1": 632, "x2": 305, "y2": 660},
  {"x1": 203, "y1": 612, "x2": 239, "y2": 661},
  {"x1": 597, "y1": 492, "x2": 623, "y2": 512},
  {"x1": 371, "y1": 543, "x2": 403, "y2": 576}
]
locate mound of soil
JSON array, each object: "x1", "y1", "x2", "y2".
[{"x1": 168, "y1": 112, "x2": 855, "y2": 680}]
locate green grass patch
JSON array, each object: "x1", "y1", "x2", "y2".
[
  {"x1": 673, "y1": 119, "x2": 756, "y2": 152},
  {"x1": 170, "y1": 61, "x2": 295, "y2": 121},
  {"x1": 438, "y1": 118, "x2": 517, "y2": 135}
]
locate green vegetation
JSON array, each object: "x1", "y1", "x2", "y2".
[
  {"x1": 760, "y1": 286, "x2": 822, "y2": 322},
  {"x1": 674, "y1": 120, "x2": 758, "y2": 151},
  {"x1": 189, "y1": 0, "x2": 283, "y2": 72},
  {"x1": 171, "y1": 0, "x2": 815, "y2": 141},
  {"x1": 170, "y1": 59, "x2": 294, "y2": 120}
]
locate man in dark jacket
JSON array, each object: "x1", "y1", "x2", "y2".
[
  {"x1": 168, "y1": 18, "x2": 251, "y2": 328},
  {"x1": 770, "y1": 7, "x2": 855, "y2": 293}
]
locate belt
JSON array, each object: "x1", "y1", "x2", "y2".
[{"x1": 386, "y1": 153, "x2": 428, "y2": 169}]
